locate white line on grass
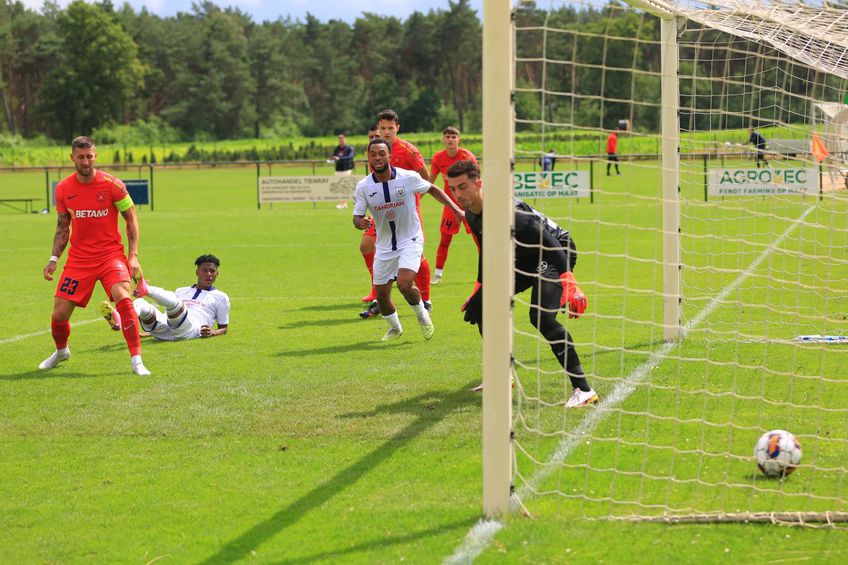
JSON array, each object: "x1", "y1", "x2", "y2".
[
  {"x1": 0, "y1": 318, "x2": 101, "y2": 345},
  {"x1": 445, "y1": 204, "x2": 817, "y2": 564}
]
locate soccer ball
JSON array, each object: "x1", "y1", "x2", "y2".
[{"x1": 754, "y1": 430, "x2": 802, "y2": 477}]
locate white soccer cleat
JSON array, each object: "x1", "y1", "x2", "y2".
[
  {"x1": 431, "y1": 269, "x2": 443, "y2": 285},
  {"x1": 381, "y1": 327, "x2": 403, "y2": 342},
  {"x1": 419, "y1": 317, "x2": 434, "y2": 340},
  {"x1": 131, "y1": 359, "x2": 151, "y2": 376},
  {"x1": 38, "y1": 347, "x2": 70, "y2": 370},
  {"x1": 565, "y1": 388, "x2": 599, "y2": 408}
]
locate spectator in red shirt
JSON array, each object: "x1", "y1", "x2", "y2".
[{"x1": 607, "y1": 129, "x2": 621, "y2": 176}]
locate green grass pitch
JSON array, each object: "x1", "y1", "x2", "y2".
[{"x1": 2, "y1": 162, "x2": 847, "y2": 563}]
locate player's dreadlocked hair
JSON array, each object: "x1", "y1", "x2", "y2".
[{"x1": 195, "y1": 254, "x2": 220, "y2": 267}]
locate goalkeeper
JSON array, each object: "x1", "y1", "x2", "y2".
[{"x1": 446, "y1": 160, "x2": 598, "y2": 408}]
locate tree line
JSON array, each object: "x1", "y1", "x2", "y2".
[
  {"x1": 0, "y1": 0, "x2": 482, "y2": 143},
  {"x1": 0, "y1": 0, "x2": 833, "y2": 147}
]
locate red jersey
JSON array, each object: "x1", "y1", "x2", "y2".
[
  {"x1": 390, "y1": 138, "x2": 426, "y2": 175},
  {"x1": 606, "y1": 132, "x2": 618, "y2": 154},
  {"x1": 55, "y1": 170, "x2": 133, "y2": 266},
  {"x1": 430, "y1": 148, "x2": 478, "y2": 204}
]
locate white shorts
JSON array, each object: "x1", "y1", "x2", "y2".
[
  {"x1": 335, "y1": 169, "x2": 353, "y2": 176},
  {"x1": 373, "y1": 242, "x2": 424, "y2": 285},
  {"x1": 136, "y1": 301, "x2": 203, "y2": 341}
]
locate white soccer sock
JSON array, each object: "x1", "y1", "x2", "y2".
[
  {"x1": 134, "y1": 298, "x2": 157, "y2": 322},
  {"x1": 409, "y1": 300, "x2": 429, "y2": 323},
  {"x1": 145, "y1": 285, "x2": 182, "y2": 315},
  {"x1": 382, "y1": 311, "x2": 401, "y2": 330}
]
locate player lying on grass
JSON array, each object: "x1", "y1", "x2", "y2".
[
  {"x1": 353, "y1": 138, "x2": 464, "y2": 342},
  {"x1": 446, "y1": 160, "x2": 599, "y2": 407},
  {"x1": 102, "y1": 254, "x2": 229, "y2": 341}
]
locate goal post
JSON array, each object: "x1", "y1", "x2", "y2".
[
  {"x1": 482, "y1": 0, "x2": 848, "y2": 525},
  {"x1": 481, "y1": 0, "x2": 515, "y2": 518}
]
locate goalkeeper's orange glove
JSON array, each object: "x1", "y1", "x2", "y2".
[{"x1": 560, "y1": 272, "x2": 587, "y2": 318}]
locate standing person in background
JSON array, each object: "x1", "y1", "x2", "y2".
[
  {"x1": 749, "y1": 128, "x2": 767, "y2": 168},
  {"x1": 540, "y1": 150, "x2": 556, "y2": 172},
  {"x1": 40, "y1": 135, "x2": 150, "y2": 376},
  {"x1": 428, "y1": 126, "x2": 478, "y2": 285},
  {"x1": 330, "y1": 133, "x2": 355, "y2": 209},
  {"x1": 376, "y1": 108, "x2": 432, "y2": 311},
  {"x1": 606, "y1": 129, "x2": 621, "y2": 176}
]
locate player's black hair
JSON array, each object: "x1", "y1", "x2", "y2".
[
  {"x1": 195, "y1": 254, "x2": 220, "y2": 268},
  {"x1": 368, "y1": 137, "x2": 392, "y2": 154},
  {"x1": 447, "y1": 159, "x2": 480, "y2": 180},
  {"x1": 443, "y1": 125, "x2": 460, "y2": 136},
  {"x1": 377, "y1": 108, "x2": 400, "y2": 124},
  {"x1": 71, "y1": 136, "x2": 95, "y2": 150},
  {"x1": 368, "y1": 124, "x2": 378, "y2": 132}
]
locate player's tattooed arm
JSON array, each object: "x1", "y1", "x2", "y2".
[
  {"x1": 121, "y1": 208, "x2": 141, "y2": 278},
  {"x1": 44, "y1": 212, "x2": 70, "y2": 280},
  {"x1": 51, "y1": 212, "x2": 71, "y2": 257}
]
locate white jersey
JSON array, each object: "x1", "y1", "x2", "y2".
[
  {"x1": 174, "y1": 286, "x2": 230, "y2": 327},
  {"x1": 353, "y1": 167, "x2": 431, "y2": 252}
]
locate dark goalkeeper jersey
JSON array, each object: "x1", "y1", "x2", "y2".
[{"x1": 466, "y1": 198, "x2": 575, "y2": 284}]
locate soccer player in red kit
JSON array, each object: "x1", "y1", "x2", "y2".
[
  {"x1": 40, "y1": 136, "x2": 150, "y2": 376},
  {"x1": 359, "y1": 125, "x2": 381, "y2": 307},
  {"x1": 428, "y1": 126, "x2": 479, "y2": 284},
  {"x1": 376, "y1": 108, "x2": 432, "y2": 310}
]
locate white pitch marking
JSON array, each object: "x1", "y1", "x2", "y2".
[
  {"x1": 445, "y1": 204, "x2": 816, "y2": 563},
  {"x1": 0, "y1": 318, "x2": 101, "y2": 345}
]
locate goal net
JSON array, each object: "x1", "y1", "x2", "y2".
[{"x1": 492, "y1": 0, "x2": 848, "y2": 525}]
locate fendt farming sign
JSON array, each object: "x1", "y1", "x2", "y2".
[{"x1": 708, "y1": 167, "x2": 817, "y2": 196}]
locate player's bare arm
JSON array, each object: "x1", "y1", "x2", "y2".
[
  {"x1": 200, "y1": 323, "x2": 228, "y2": 338},
  {"x1": 44, "y1": 212, "x2": 71, "y2": 281},
  {"x1": 121, "y1": 207, "x2": 141, "y2": 278},
  {"x1": 426, "y1": 185, "x2": 465, "y2": 219}
]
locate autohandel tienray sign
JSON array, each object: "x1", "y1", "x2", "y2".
[
  {"x1": 708, "y1": 167, "x2": 817, "y2": 196},
  {"x1": 513, "y1": 171, "x2": 590, "y2": 199}
]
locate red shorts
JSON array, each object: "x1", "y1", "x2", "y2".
[
  {"x1": 55, "y1": 256, "x2": 130, "y2": 307},
  {"x1": 440, "y1": 207, "x2": 471, "y2": 236},
  {"x1": 364, "y1": 223, "x2": 376, "y2": 239}
]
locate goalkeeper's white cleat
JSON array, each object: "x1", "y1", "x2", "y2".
[
  {"x1": 431, "y1": 269, "x2": 443, "y2": 285},
  {"x1": 381, "y1": 327, "x2": 403, "y2": 342},
  {"x1": 39, "y1": 347, "x2": 70, "y2": 370},
  {"x1": 419, "y1": 317, "x2": 434, "y2": 340},
  {"x1": 565, "y1": 388, "x2": 599, "y2": 408}
]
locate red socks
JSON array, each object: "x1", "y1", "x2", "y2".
[
  {"x1": 115, "y1": 298, "x2": 142, "y2": 357},
  {"x1": 416, "y1": 257, "x2": 431, "y2": 302},
  {"x1": 51, "y1": 319, "x2": 70, "y2": 350},
  {"x1": 436, "y1": 233, "x2": 453, "y2": 270}
]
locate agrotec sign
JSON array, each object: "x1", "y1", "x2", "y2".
[
  {"x1": 708, "y1": 167, "x2": 818, "y2": 196},
  {"x1": 513, "y1": 171, "x2": 590, "y2": 199}
]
